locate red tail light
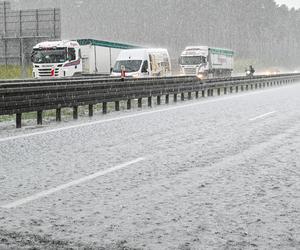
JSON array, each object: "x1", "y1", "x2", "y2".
[{"x1": 51, "y1": 68, "x2": 55, "y2": 77}]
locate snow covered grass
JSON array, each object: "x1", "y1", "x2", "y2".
[{"x1": 0, "y1": 97, "x2": 168, "y2": 125}]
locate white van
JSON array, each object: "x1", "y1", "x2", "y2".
[{"x1": 111, "y1": 48, "x2": 171, "y2": 77}]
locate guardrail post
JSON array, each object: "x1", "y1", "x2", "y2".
[
  {"x1": 115, "y1": 101, "x2": 120, "y2": 111},
  {"x1": 56, "y1": 108, "x2": 61, "y2": 121},
  {"x1": 207, "y1": 89, "x2": 210, "y2": 96},
  {"x1": 138, "y1": 98, "x2": 142, "y2": 108},
  {"x1": 88, "y1": 104, "x2": 93, "y2": 117},
  {"x1": 73, "y1": 106, "x2": 78, "y2": 119},
  {"x1": 157, "y1": 96, "x2": 161, "y2": 105},
  {"x1": 255, "y1": 84, "x2": 258, "y2": 89},
  {"x1": 173, "y1": 93, "x2": 177, "y2": 102},
  {"x1": 165, "y1": 94, "x2": 169, "y2": 104},
  {"x1": 148, "y1": 97, "x2": 152, "y2": 107},
  {"x1": 211, "y1": 89, "x2": 214, "y2": 96},
  {"x1": 16, "y1": 113, "x2": 22, "y2": 128},
  {"x1": 245, "y1": 85, "x2": 248, "y2": 91},
  {"x1": 195, "y1": 91, "x2": 199, "y2": 98},
  {"x1": 202, "y1": 90, "x2": 205, "y2": 97},
  {"x1": 236, "y1": 86, "x2": 239, "y2": 93},
  {"x1": 127, "y1": 99, "x2": 131, "y2": 110},
  {"x1": 224, "y1": 87, "x2": 227, "y2": 95},
  {"x1": 217, "y1": 88, "x2": 221, "y2": 96},
  {"x1": 188, "y1": 92, "x2": 192, "y2": 100},
  {"x1": 241, "y1": 85, "x2": 244, "y2": 92},
  {"x1": 103, "y1": 102, "x2": 107, "y2": 114},
  {"x1": 230, "y1": 86, "x2": 233, "y2": 93},
  {"x1": 37, "y1": 110, "x2": 43, "y2": 125},
  {"x1": 181, "y1": 93, "x2": 185, "y2": 101}
]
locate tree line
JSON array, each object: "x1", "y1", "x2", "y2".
[{"x1": 11, "y1": 0, "x2": 300, "y2": 70}]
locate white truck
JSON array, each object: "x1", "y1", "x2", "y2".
[
  {"x1": 31, "y1": 39, "x2": 139, "y2": 78},
  {"x1": 179, "y1": 46, "x2": 234, "y2": 78},
  {"x1": 111, "y1": 48, "x2": 171, "y2": 77}
]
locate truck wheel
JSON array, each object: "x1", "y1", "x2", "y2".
[{"x1": 73, "y1": 72, "x2": 82, "y2": 77}]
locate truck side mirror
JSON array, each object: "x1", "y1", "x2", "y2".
[
  {"x1": 141, "y1": 61, "x2": 149, "y2": 73},
  {"x1": 141, "y1": 67, "x2": 148, "y2": 73}
]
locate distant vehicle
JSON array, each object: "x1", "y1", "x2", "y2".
[
  {"x1": 179, "y1": 46, "x2": 234, "y2": 78},
  {"x1": 264, "y1": 68, "x2": 280, "y2": 76},
  {"x1": 111, "y1": 48, "x2": 172, "y2": 78},
  {"x1": 31, "y1": 39, "x2": 138, "y2": 78},
  {"x1": 245, "y1": 65, "x2": 255, "y2": 77}
]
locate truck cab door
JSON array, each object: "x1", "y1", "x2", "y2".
[{"x1": 141, "y1": 60, "x2": 149, "y2": 76}]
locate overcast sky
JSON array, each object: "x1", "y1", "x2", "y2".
[{"x1": 275, "y1": 0, "x2": 300, "y2": 9}]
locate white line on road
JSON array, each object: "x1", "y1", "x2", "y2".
[
  {"x1": 249, "y1": 111, "x2": 277, "y2": 121},
  {"x1": 0, "y1": 89, "x2": 281, "y2": 143},
  {"x1": 0, "y1": 157, "x2": 145, "y2": 209}
]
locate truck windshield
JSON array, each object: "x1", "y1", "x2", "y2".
[
  {"x1": 180, "y1": 56, "x2": 206, "y2": 65},
  {"x1": 113, "y1": 60, "x2": 142, "y2": 73},
  {"x1": 31, "y1": 48, "x2": 67, "y2": 64}
]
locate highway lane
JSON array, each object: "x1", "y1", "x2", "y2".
[{"x1": 0, "y1": 82, "x2": 300, "y2": 249}]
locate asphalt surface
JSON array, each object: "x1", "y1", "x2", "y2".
[{"x1": 0, "y1": 82, "x2": 299, "y2": 249}]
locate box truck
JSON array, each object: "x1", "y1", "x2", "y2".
[{"x1": 179, "y1": 46, "x2": 234, "y2": 78}]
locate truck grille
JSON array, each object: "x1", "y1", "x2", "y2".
[
  {"x1": 184, "y1": 68, "x2": 197, "y2": 75},
  {"x1": 38, "y1": 68, "x2": 59, "y2": 77}
]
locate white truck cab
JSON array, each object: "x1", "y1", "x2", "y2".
[
  {"x1": 179, "y1": 46, "x2": 234, "y2": 78},
  {"x1": 179, "y1": 46, "x2": 209, "y2": 76},
  {"x1": 31, "y1": 40, "x2": 82, "y2": 78},
  {"x1": 111, "y1": 48, "x2": 171, "y2": 77}
]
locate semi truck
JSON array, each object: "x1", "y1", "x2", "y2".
[
  {"x1": 111, "y1": 48, "x2": 171, "y2": 78},
  {"x1": 179, "y1": 46, "x2": 234, "y2": 78},
  {"x1": 31, "y1": 39, "x2": 140, "y2": 78}
]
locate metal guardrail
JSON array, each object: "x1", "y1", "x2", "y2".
[{"x1": 1, "y1": 74, "x2": 300, "y2": 128}]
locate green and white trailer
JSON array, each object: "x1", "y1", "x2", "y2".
[{"x1": 179, "y1": 46, "x2": 234, "y2": 78}]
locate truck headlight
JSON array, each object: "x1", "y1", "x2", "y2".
[{"x1": 197, "y1": 74, "x2": 204, "y2": 79}]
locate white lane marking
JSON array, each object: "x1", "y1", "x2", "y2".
[
  {"x1": 1, "y1": 157, "x2": 145, "y2": 209},
  {"x1": 0, "y1": 89, "x2": 280, "y2": 143},
  {"x1": 249, "y1": 111, "x2": 277, "y2": 121}
]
